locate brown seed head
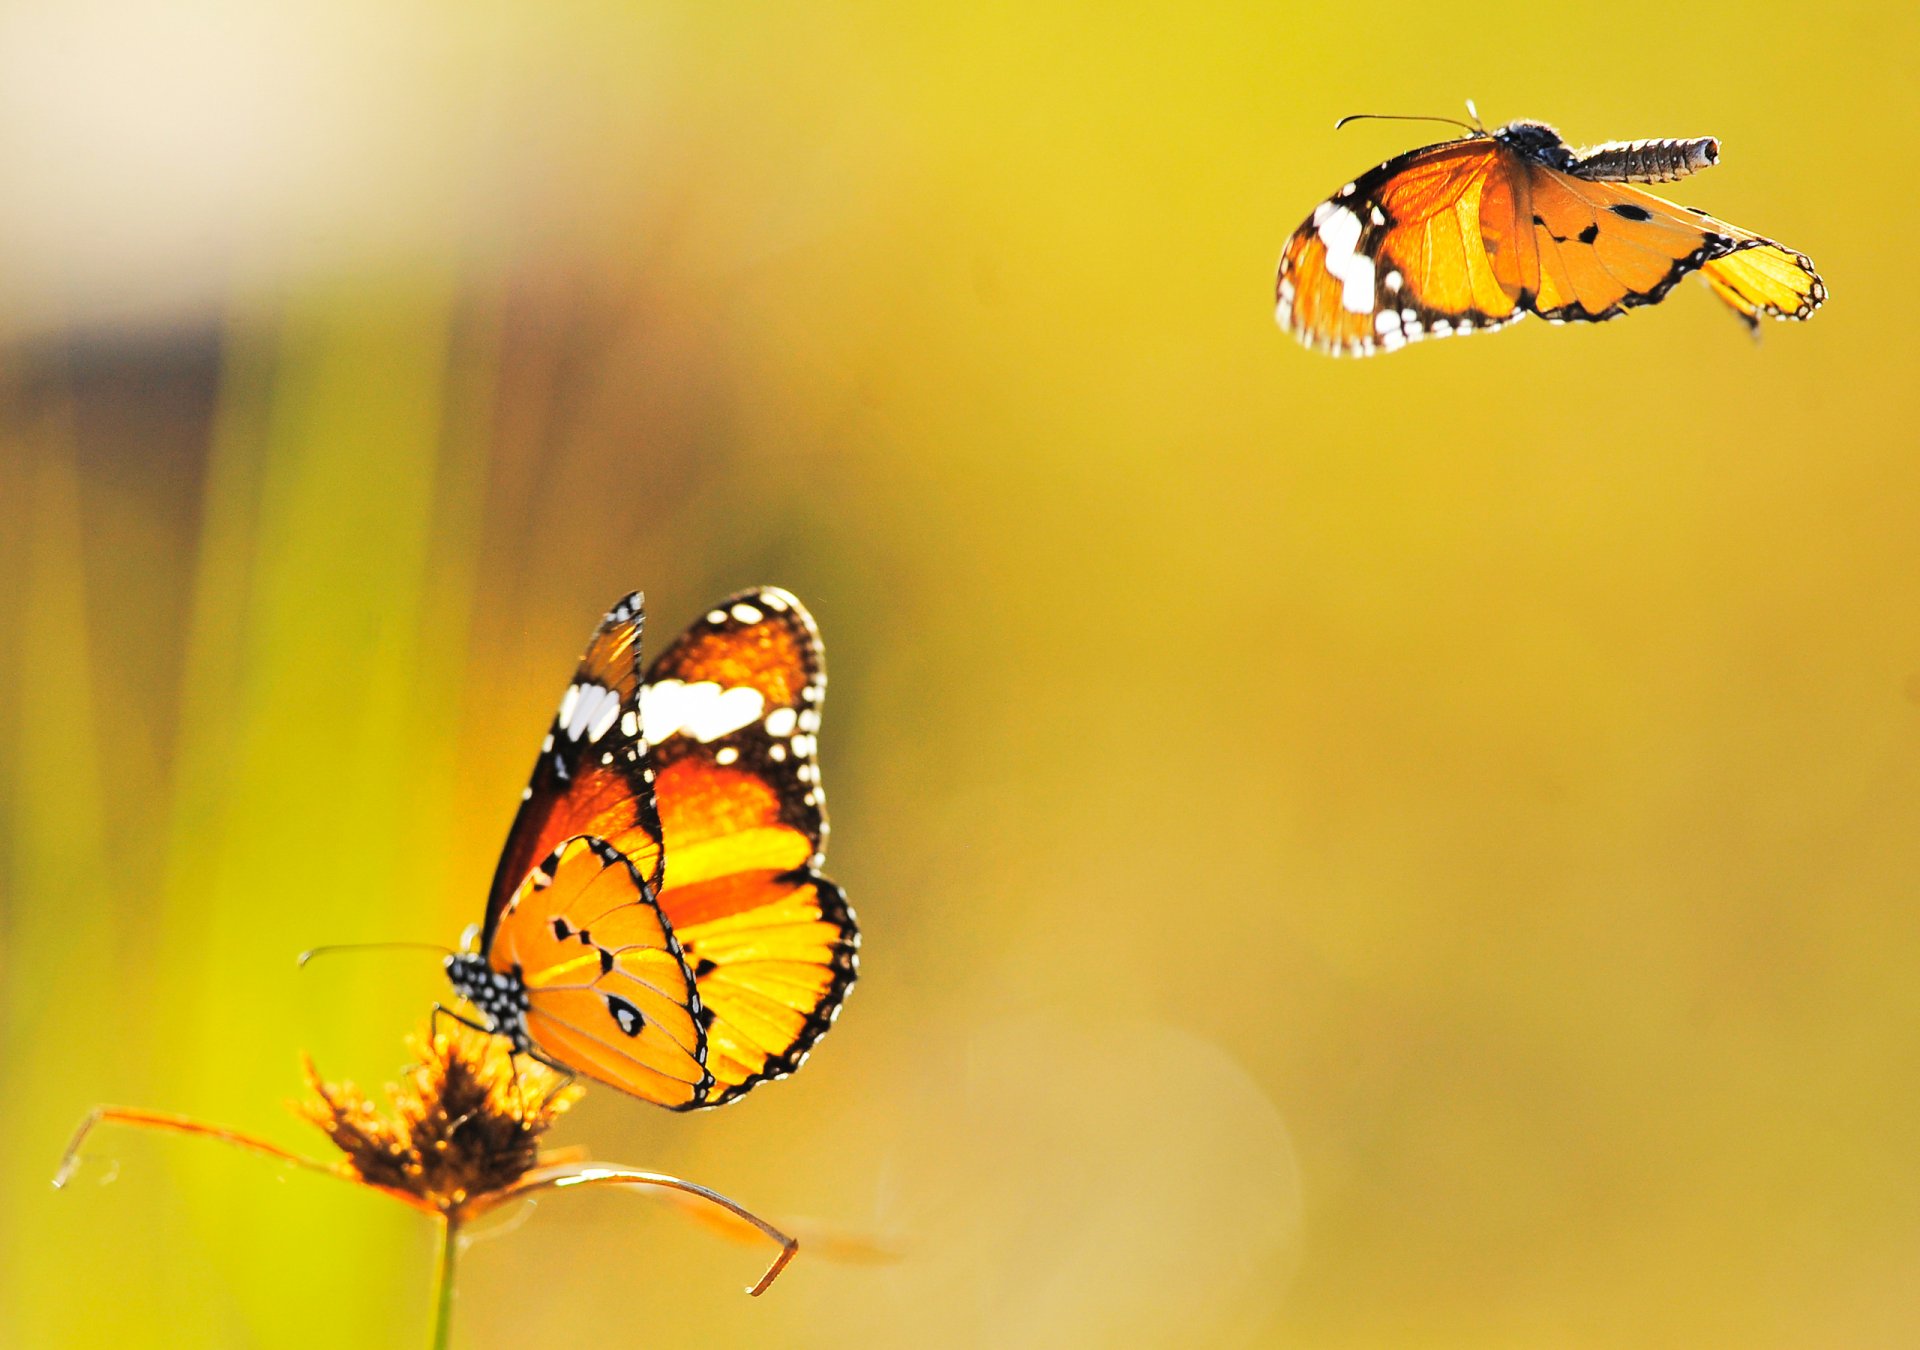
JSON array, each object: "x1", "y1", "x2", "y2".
[{"x1": 297, "y1": 1023, "x2": 583, "y2": 1215}]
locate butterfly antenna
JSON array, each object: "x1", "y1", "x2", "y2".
[
  {"x1": 1334, "y1": 111, "x2": 1482, "y2": 136},
  {"x1": 1464, "y1": 98, "x2": 1485, "y2": 132},
  {"x1": 297, "y1": 941, "x2": 455, "y2": 968}
]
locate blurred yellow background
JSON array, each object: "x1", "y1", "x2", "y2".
[{"x1": 4, "y1": 1, "x2": 1918, "y2": 1345}]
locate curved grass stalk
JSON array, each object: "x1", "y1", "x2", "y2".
[
  {"x1": 467, "y1": 1163, "x2": 798, "y2": 1296},
  {"x1": 54, "y1": 1107, "x2": 338, "y2": 1191}
]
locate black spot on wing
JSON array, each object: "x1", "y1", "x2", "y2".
[
  {"x1": 606, "y1": 995, "x2": 644, "y2": 1037},
  {"x1": 1578, "y1": 222, "x2": 1599, "y2": 244},
  {"x1": 1609, "y1": 203, "x2": 1653, "y2": 222}
]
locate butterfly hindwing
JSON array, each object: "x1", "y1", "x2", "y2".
[
  {"x1": 484, "y1": 593, "x2": 664, "y2": 949},
  {"x1": 1524, "y1": 171, "x2": 1825, "y2": 326},
  {"x1": 641, "y1": 587, "x2": 859, "y2": 1108},
  {"x1": 491, "y1": 834, "x2": 711, "y2": 1109},
  {"x1": 1698, "y1": 239, "x2": 1826, "y2": 328}
]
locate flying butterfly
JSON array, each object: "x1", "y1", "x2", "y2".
[
  {"x1": 443, "y1": 588, "x2": 858, "y2": 1109},
  {"x1": 1274, "y1": 106, "x2": 1825, "y2": 355}
]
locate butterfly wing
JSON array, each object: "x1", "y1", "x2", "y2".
[
  {"x1": 1276, "y1": 138, "x2": 1530, "y2": 355},
  {"x1": 490, "y1": 834, "x2": 711, "y2": 1107},
  {"x1": 1278, "y1": 132, "x2": 1824, "y2": 352},
  {"x1": 1522, "y1": 168, "x2": 1824, "y2": 327},
  {"x1": 642, "y1": 587, "x2": 859, "y2": 1109},
  {"x1": 484, "y1": 594, "x2": 665, "y2": 950}
]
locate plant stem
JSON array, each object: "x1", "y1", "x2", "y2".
[{"x1": 430, "y1": 1214, "x2": 461, "y2": 1350}]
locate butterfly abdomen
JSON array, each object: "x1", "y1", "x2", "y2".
[{"x1": 1570, "y1": 137, "x2": 1719, "y2": 183}]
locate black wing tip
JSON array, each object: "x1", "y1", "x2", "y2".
[
  {"x1": 602, "y1": 591, "x2": 645, "y2": 627},
  {"x1": 693, "y1": 585, "x2": 827, "y2": 690},
  {"x1": 708, "y1": 585, "x2": 819, "y2": 634}
]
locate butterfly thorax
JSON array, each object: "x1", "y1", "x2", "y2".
[
  {"x1": 1492, "y1": 120, "x2": 1576, "y2": 171},
  {"x1": 445, "y1": 953, "x2": 532, "y2": 1053}
]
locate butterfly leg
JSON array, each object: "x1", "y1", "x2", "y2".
[
  {"x1": 504, "y1": 1049, "x2": 552, "y2": 1122},
  {"x1": 430, "y1": 1002, "x2": 495, "y2": 1044},
  {"x1": 497, "y1": 1049, "x2": 576, "y2": 1121},
  {"x1": 537, "y1": 1067, "x2": 578, "y2": 1113}
]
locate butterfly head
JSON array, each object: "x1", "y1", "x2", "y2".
[{"x1": 1493, "y1": 120, "x2": 1576, "y2": 170}]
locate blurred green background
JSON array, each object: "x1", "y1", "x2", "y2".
[{"x1": 4, "y1": 1, "x2": 1918, "y2": 1345}]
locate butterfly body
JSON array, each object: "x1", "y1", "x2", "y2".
[
  {"x1": 445, "y1": 951, "x2": 532, "y2": 1053},
  {"x1": 449, "y1": 589, "x2": 858, "y2": 1111},
  {"x1": 1275, "y1": 117, "x2": 1824, "y2": 356}
]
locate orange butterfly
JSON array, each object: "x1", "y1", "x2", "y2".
[
  {"x1": 1275, "y1": 111, "x2": 1825, "y2": 355},
  {"x1": 445, "y1": 589, "x2": 858, "y2": 1109}
]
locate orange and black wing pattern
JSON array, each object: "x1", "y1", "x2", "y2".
[
  {"x1": 491, "y1": 834, "x2": 711, "y2": 1108},
  {"x1": 642, "y1": 587, "x2": 858, "y2": 1109},
  {"x1": 484, "y1": 593, "x2": 664, "y2": 950},
  {"x1": 1275, "y1": 118, "x2": 1822, "y2": 355},
  {"x1": 1276, "y1": 138, "x2": 1525, "y2": 355},
  {"x1": 1523, "y1": 171, "x2": 1824, "y2": 329}
]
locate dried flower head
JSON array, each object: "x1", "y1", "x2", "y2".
[
  {"x1": 55, "y1": 1020, "x2": 800, "y2": 1320},
  {"x1": 296, "y1": 1022, "x2": 579, "y2": 1216}
]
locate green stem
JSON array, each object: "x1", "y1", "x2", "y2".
[{"x1": 430, "y1": 1215, "x2": 461, "y2": 1350}]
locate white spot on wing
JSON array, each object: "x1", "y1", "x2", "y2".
[
  {"x1": 715, "y1": 746, "x2": 740, "y2": 765},
  {"x1": 730, "y1": 602, "x2": 763, "y2": 624},
  {"x1": 587, "y1": 692, "x2": 622, "y2": 742},
  {"x1": 564, "y1": 682, "x2": 619, "y2": 742},
  {"x1": 1315, "y1": 204, "x2": 1376, "y2": 315},
  {"x1": 765, "y1": 707, "x2": 798, "y2": 737},
  {"x1": 640, "y1": 679, "x2": 767, "y2": 743}
]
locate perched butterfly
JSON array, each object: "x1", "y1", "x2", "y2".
[
  {"x1": 1274, "y1": 110, "x2": 1825, "y2": 355},
  {"x1": 444, "y1": 588, "x2": 858, "y2": 1109}
]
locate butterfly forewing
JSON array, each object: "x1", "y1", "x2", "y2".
[
  {"x1": 484, "y1": 593, "x2": 665, "y2": 948},
  {"x1": 492, "y1": 834, "x2": 711, "y2": 1108},
  {"x1": 1277, "y1": 140, "x2": 1525, "y2": 354},
  {"x1": 641, "y1": 587, "x2": 859, "y2": 1108},
  {"x1": 642, "y1": 586, "x2": 829, "y2": 849}
]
